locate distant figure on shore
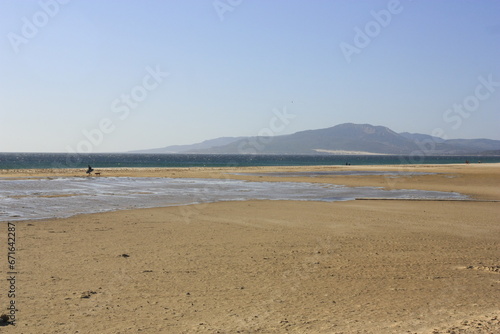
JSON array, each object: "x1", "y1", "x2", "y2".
[{"x1": 86, "y1": 165, "x2": 94, "y2": 176}]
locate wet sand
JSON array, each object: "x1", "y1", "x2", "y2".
[{"x1": 0, "y1": 164, "x2": 499, "y2": 333}]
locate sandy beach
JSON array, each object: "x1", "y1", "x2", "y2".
[{"x1": 1, "y1": 164, "x2": 499, "y2": 333}]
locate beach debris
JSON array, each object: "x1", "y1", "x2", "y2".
[
  {"x1": 0, "y1": 314, "x2": 10, "y2": 325},
  {"x1": 119, "y1": 253, "x2": 130, "y2": 258},
  {"x1": 80, "y1": 291, "x2": 97, "y2": 299}
]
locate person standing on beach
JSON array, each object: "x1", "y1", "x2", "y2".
[{"x1": 86, "y1": 165, "x2": 94, "y2": 176}]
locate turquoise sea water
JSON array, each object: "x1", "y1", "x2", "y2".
[{"x1": 1, "y1": 153, "x2": 499, "y2": 169}]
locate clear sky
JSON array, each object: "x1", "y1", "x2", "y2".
[{"x1": 1, "y1": 0, "x2": 499, "y2": 153}]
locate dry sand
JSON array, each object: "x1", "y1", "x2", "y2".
[{"x1": 0, "y1": 164, "x2": 499, "y2": 333}]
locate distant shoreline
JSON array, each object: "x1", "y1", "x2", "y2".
[
  {"x1": 312, "y1": 149, "x2": 392, "y2": 155},
  {"x1": 1, "y1": 152, "x2": 499, "y2": 170}
]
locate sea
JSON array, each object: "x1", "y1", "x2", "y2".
[{"x1": 1, "y1": 152, "x2": 499, "y2": 169}]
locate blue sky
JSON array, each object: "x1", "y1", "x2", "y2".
[{"x1": 1, "y1": 0, "x2": 499, "y2": 153}]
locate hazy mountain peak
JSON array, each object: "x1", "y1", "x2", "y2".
[{"x1": 131, "y1": 123, "x2": 500, "y2": 155}]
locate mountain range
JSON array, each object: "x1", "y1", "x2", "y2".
[{"x1": 131, "y1": 123, "x2": 500, "y2": 155}]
